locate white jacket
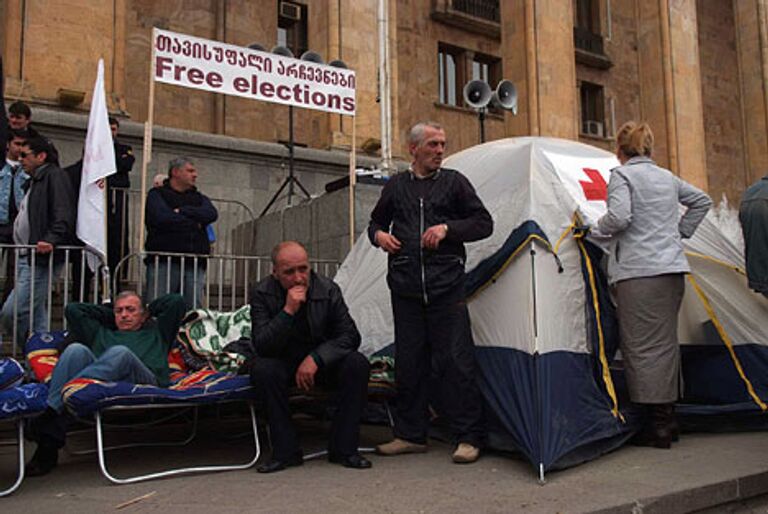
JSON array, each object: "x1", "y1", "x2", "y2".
[{"x1": 595, "y1": 156, "x2": 712, "y2": 285}]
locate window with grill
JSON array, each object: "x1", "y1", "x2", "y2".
[
  {"x1": 277, "y1": 1, "x2": 308, "y2": 57},
  {"x1": 574, "y1": 0, "x2": 605, "y2": 55},
  {"x1": 580, "y1": 81, "x2": 606, "y2": 137},
  {"x1": 451, "y1": 0, "x2": 500, "y2": 23}
]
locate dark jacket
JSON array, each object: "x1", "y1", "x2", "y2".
[
  {"x1": 367, "y1": 167, "x2": 493, "y2": 303},
  {"x1": 145, "y1": 182, "x2": 217, "y2": 256},
  {"x1": 25, "y1": 163, "x2": 76, "y2": 256},
  {"x1": 249, "y1": 271, "x2": 361, "y2": 368},
  {"x1": 107, "y1": 141, "x2": 135, "y2": 189},
  {"x1": 740, "y1": 176, "x2": 768, "y2": 293}
]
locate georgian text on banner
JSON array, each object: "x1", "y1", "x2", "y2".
[{"x1": 153, "y1": 28, "x2": 356, "y2": 115}]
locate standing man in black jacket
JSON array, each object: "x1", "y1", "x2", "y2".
[
  {"x1": 144, "y1": 156, "x2": 217, "y2": 309},
  {"x1": 369, "y1": 121, "x2": 493, "y2": 464},
  {"x1": 0, "y1": 136, "x2": 75, "y2": 342},
  {"x1": 106, "y1": 117, "x2": 135, "y2": 278},
  {"x1": 248, "y1": 241, "x2": 371, "y2": 473}
]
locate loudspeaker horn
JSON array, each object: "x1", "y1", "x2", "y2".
[
  {"x1": 300, "y1": 50, "x2": 324, "y2": 64},
  {"x1": 248, "y1": 43, "x2": 266, "y2": 52},
  {"x1": 271, "y1": 45, "x2": 295, "y2": 58},
  {"x1": 328, "y1": 59, "x2": 348, "y2": 69},
  {"x1": 463, "y1": 80, "x2": 492, "y2": 109},
  {"x1": 492, "y1": 80, "x2": 518, "y2": 115}
]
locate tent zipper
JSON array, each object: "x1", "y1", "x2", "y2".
[{"x1": 419, "y1": 197, "x2": 428, "y2": 305}]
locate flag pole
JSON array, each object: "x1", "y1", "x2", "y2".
[
  {"x1": 101, "y1": 183, "x2": 111, "y2": 302},
  {"x1": 138, "y1": 28, "x2": 157, "y2": 255}
]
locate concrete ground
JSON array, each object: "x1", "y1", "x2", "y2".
[{"x1": 1, "y1": 415, "x2": 768, "y2": 514}]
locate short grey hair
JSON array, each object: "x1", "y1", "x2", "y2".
[
  {"x1": 271, "y1": 240, "x2": 307, "y2": 266},
  {"x1": 408, "y1": 121, "x2": 443, "y2": 146},
  {"x1": 114, "y1": 290, "x2": 144, "y2": 311},
  {"x1": 168, "y1": 156, "x2": 194, "y2": 177}
]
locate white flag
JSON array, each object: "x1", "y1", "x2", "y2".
[{"x1": 77, "y1": 59, "x2": 116, "y2": 272}]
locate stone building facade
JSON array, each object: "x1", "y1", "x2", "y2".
[{"x1": 2, "y1": 0, "x2": 768, "y2": 212}]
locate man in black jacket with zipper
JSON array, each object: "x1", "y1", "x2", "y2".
[
  {"x1": 368, "y1": 121, "x2": 493, "y2": 464},
  {"x1": 248, "y1": 241, "x2": 371, "y2": 473},
  {"x1": 144, "y1": 156, "x2": 217, "y2": 309},
  {"x1": 0, "y1": 136, "x2": 75, "y2": 342}
]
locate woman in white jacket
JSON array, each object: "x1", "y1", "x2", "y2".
[{"x1": 595, "y1": 121, "x2": 712, "y2": 449}]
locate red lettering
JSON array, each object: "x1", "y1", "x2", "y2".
[
  {"x1": 206, "y1": 72, "x2": 222, "y2": 88},
  {"x1": 155, "y1": 56, "x2": 173, "y2": 78},
  {"x1": 276, "y1": 85, "x2": 291, "y2": 101},
  {"x1": 311, "y1": 91, "x2": 326, "y2": 107},
  {"x1": 187, "y1": 68, "x2": 204, "y2": 85},
  {"x1": 173, "y1": 64, "x2": 187, "y2": 81},
  {"x1": 260, "y1": 81, "x2": 275, "y2": 98},
  {"x1": 342, "y1": 97, "x2": 355, "y2": 112},
  {"x1": 233, "y1": 76, "x2": 249, "y2": 93}
]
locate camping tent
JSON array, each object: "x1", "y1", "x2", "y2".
[{"x1": 335, "y1": 137, "x2": 768, "y2": 479}]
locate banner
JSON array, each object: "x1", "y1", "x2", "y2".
[
  {"x1": 542, "y1": 150, "x2": 619, "y2": 227},
  {"x1": 153, "y1": 28, "x2": 356, "y2": 115},
  {"x1": 78, "y1": 59, "x2": 116, "y2": 272}
]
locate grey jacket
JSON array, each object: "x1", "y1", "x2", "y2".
[
  {"x1": 739, "y1": 175, "x2": 768, "y2": 293},
  {"x1": 596, "y1": 156, "x2": 712, "y2": 285}
]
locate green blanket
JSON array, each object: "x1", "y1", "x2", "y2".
[{"x1": 177, "y1": 305, "x2": 252, "y2": 373}]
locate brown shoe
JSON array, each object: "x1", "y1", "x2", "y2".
[
  {"x1": 376, "y1": 438, "x2": 427, "y2": 456},
  {"x1": 452, "y1": 442, "x2": 480, "y2": 463}
]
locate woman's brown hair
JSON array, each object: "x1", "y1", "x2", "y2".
[{"x1": 616, "y1": 121, "x2": 654, "y2": 158}]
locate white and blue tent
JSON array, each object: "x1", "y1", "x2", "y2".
[{"x1": 336, "y1": 137, "x2": 768, "y2": 478}]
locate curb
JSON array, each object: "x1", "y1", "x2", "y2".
[{"x1": 589, "y1": 470, "x2": 768, "y2": 513}]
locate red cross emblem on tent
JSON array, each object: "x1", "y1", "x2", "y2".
[{"x1": 579, "y1": 168, "x2": 607, "y2": 201}]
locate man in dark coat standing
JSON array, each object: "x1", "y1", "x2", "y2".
[
  {"x1": 740, "y1": 174, "x2": 768, "y2": 298},
  {"x1": 368, "y1": 121, "x2": 493, "y2": 464},
  {"x1": 248, "y1": 241, "x2": 372, "y2": 473},
  {"x1": 106, "y1": 117, "x2": 135, "y2": 278},
  {"x1": 144, "y1": 156, "x2": 217, "y2": 309}
]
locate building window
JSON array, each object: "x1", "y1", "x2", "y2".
[
  {"x1": 438, "y1": 45, "x2": 501, "y2": 108},
  {"x1": 451, "y1": 0, "x2": 500, "y2": 23},
  {"x1": 438, "y1": 45, "x2": 462, "y2": 106},
  {"x1": 580, "y1": 81, "x2": 605, "y2": 137},
  {"x1": 573, "y1": 0, "x2": 605, "y2": 55},
  {"x1": 277, "y1": 1, "x2": 308, "y2": 57}
]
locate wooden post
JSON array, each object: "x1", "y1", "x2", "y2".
[
  {"x1": 138, "y1": 28, "x2": 157, "y2": 253},
  {"x1": 348, "y1": 115, "x2": 357, "y2": 251}
]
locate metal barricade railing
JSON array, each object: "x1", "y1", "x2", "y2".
[
  {"x1": 0, "y1": 244, "x2": 107, "y2": 357},
  {"x1": 114, "y1": 251, "x2": 341, "y2": 313},
  {"x1": 111, "y1": 188, "x2": 258, "y2": 264}
]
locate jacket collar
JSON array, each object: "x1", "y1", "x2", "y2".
[
  {"x1": 29, "y1": 163, "x2": 52, "y2": 182},
  {"x1": 408, "y1": 166, "x2": 442, "y2": 181},
  {"x1": 624, "y1": 155, "x2": 655, "y2": 166}
]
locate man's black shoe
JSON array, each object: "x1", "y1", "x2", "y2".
[
  {"x1": 25, "y1": 444, "x2": 59, "y2": 477},
  {"x1": 329, "y1": 453, "x2": 372, "y2": 469},
  {"x1": 256, "y1": 456, "x2": 303, "y2": 474}
]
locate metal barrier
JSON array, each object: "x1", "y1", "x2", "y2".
[
  {"x1": 114, "y1": 251, "x2": 340, "y2": 312},
  {"x1": 0, "y1": 244, "x2": 107, "y2": 356},
  {"x1": 110, "y1": 188, "x2": 258, "y2": 262}
]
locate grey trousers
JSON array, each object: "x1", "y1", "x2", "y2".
[{"x1": 615, "y1": 273, "x2": 685, "y2": 404}]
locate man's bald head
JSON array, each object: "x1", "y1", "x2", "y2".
[{"x1": 271, "y1": 241, "x2": 310, "y2": 291}]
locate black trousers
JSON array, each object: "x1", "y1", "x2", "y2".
[
  {"x1": 391, "y1": 292, "x2": 485, "y2": 447},
  {"x1": 249, "y1": 352, "x2": 370, "y2": 461}
]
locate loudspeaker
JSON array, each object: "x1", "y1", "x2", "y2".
[
  {"x1": 248, "y1": 43, "x2": 266, "y2": 52},
  {"x1": 463, "y1": 80, "x2": 492, "y2": 109},
  {"x1": 300, "y1": 50, "x2": 324, "y2": 64},
  {"x1": 493, "y1": 80, "x2": 518, "y2": 115},
  {"x1": 271, "y1": 45, "x2": 295, "y2": 58},
  {"x1": 328, "y1": 59, "x2": 348, "y2": 69}
]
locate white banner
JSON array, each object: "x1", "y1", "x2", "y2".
[
  {"x1": 78, "y1": 59, "x2": 116, "y2": 272},
  {"x1": 153, "y1": 28, "x2": 356, "y2": 115},
  {"x1": 542, "y1": 150, "x2": 619, "y2": 227}
]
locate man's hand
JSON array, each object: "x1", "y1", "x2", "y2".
[
  {"x1": 375, "y1": 230, "x2": 402, "y2": 254},
  {"x1": 421, "y1": 224, "x2": 448, "y2": 250},
  {"x1": 36, "y1": 241, "x2": 54, "y2": 254},
  {"x1": 283, "y1": 285, "x2": 307, "y2": 315},
  {"x1": 295, "y1": 355, "x2": 319, "y2": 391}
]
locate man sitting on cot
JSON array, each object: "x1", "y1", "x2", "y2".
[{"x1": 25, "y1": 291, "x2": 186, "y2": 476}]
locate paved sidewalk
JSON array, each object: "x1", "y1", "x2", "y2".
[{"x1": 1, "y1": 422, "x2": 767, "y2": 513}]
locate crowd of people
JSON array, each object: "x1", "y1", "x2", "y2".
[{"x1": 5, "y1": 90, "x2": 768, "y2": 479}]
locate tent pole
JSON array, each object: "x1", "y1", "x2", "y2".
[{"x1": 538, "y1": 463, "x2": 545, "y2": 485}]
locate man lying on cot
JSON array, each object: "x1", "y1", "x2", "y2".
[{"x1": 25, "y1": 291, "x2": 186, "y2": 476}]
